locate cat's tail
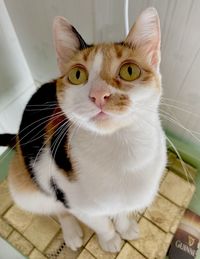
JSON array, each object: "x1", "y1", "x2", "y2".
[{"x1": 0, "y1": 134, "x2": 16, "y2": 148}]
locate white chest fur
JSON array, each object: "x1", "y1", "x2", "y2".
[
  {"x1": 34, "y1": 116, "x2": 166, "y2": 216},
  {"x1": 67, "y1": 118, "x2": 167, "y2": 216}
]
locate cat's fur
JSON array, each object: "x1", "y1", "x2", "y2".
[{"x1": 0, "y1": 8, "x2": 166, "y2": 252}]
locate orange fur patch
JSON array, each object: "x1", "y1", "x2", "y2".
[
  {"x1": 45, "y1": 106, "x2": 66, "y2": 143},
  {"x1": 57, "y1": 42, "x2": 160, "y2": 94},
  {"x1": 55, "y1": 42, "x2": 161, "y2": 134},
  {"x1": 105, "y1": 94, "x2": 131, "y2": 113},
  {"x1": 8, "y1": 141, "x2": 38, "y2": 194},
  {"x1": 45, "y1": 107, "x2": 77, "y2": 181}
]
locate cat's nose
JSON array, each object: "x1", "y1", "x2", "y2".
[{"x1": 89, "y1": 89, "x2": 111, "y2": 108}]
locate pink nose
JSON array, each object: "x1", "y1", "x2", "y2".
[{"x1": 89, "y1": 89, "x2": 111, "y2": 108}]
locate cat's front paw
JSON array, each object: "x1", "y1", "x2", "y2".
[
  {"x1": 119, "y1": 220, "x2": 139, "y2": 241},
  {"x1": 64, "y1": 233, "x2": 83, "y2": 251},
  {"x1": 62, "y1": 220, "x2": 83, "y2": 251},
  {"x1": 98, "y1": 232, "x2": 122, "y2": 253}
]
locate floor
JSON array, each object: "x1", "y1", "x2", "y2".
[
  {"x1": 0, "y1": 151, "x2": 197, "y2": 259},
  {"x1": 0, "y1": 237, "x2": 25, "y2": 259}
]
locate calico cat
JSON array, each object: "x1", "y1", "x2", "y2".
[{"x1": 0, "y1": 7, "x2": 167, "y2": 252}]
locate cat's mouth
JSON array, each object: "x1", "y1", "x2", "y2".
[{"x1": 92, "y1": 111, "x2": 109, "y2": 121}]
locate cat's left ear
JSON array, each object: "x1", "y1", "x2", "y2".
[
  {"x1": 53, "y1": 17, "x2": 88, "y2": 74},
  {"x1": 125, "y1": 7, "x2": 161, "y2": 71}
]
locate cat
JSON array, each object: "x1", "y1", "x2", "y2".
[{"x1": 0, "y1": 7, "x2": 167, "y2": 253}]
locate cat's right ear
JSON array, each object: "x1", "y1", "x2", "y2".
[
  {"x1": 124, "y1": 8, "x2": 161, "y2": 71},
  {"x1": 53, "y1": 17, "x2": 87, "y2": 74}
]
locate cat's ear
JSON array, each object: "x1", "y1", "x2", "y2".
[
  {"x1": 125, "y1": 7, "x2": 161, "y2": 70},
  {"x1": 53, "y1": 16, "x2": 88, "y2": 74}
]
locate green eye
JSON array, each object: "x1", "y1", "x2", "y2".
[
  {"x1": 68, "y1": 67, "x2": 88, "y2": 85},
  {"x1": 119, "y1": 63, "x2": 141, "y2": 81}
]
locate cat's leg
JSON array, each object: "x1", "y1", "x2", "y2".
[
  {"x1": 75, "y1": 213, "x2": 122, "y2": 253},
  {"x1": 58, "y1": 213, "x2": 83, "y2": 251},
  {"x1": 113, "y1": 213, "x2": 139, "y2": 240}
]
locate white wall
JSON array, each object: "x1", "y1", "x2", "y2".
[
  {"x1": 4, "y1": 0, "x2": 95, "y2": 84},
  {"x1": 0, "y1": 0, "x2": 36, "y2": 154},
  {"x1": 125, "y1": 0, "x2": 200, "y2": 146},
  {"x1": 2, "y1": 0, "x2": 200, "y2": 148}
]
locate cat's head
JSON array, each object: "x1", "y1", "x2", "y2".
[{"x1": 53, "y1": 7, "x2": 161, "y2": 135}]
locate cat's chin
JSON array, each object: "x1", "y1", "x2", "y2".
[
  {"x1": 70, "y1": 112, "x2": 134, "y2": 135},
  {"x1": 87, "y1": 116, "x2": 133, "y2": 136}
]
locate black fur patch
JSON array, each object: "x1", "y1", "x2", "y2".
[
  {"x1": 50, "y1": 119, "x2": 72, "y2": 174},
  {"x1": 19, "y1": 81, "x2": 73, "y2": 191},
  {"x1": 0, "y1": 134, "x2": 16, "y2": 148},
  {"x1": 18, "y1": 82, "x2": 58, "y2": 188},
  {"x1": 71, "y1": 26, "x2": 92, "y2": 50},
  {"x1": 50, "y1": 177, "x2": 69, "y2": 208}
]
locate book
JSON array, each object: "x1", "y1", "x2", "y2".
[{"x1": 168, "y1": 209, "x2": 200, "y2": 259}]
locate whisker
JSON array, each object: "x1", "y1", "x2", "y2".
[
  {"x1": 134, "y1": 103, "x2": 200, "y2": 139},
  {"x1": 166, "y1": 135, "x2": 195, "y2": 186},
  {"x1": 0, "y1": 111, "x2": 64, "y2": 163},
  {"x1": 67, "y1": 120, "x2": 82, "y2": 148},
  {"x1": 26, "y1": 101, "x2": 57, "y2": 107},
  {"x1": 49, "y1": 120, "x2": 72, "y2": 175},
  {"x1": 19, "y1": 112, "x2": 65, "y2": 146},
  {"x1": 159, "y1": 111, "x2": 200, "y2": 144},
  {"x1": 132, "y1": 105, "x2": 196, "y2": 185},
  {"x1": 31, "y1": 119, "x2": 70, "y2": 170},
  {"x1": 161, "y1": 97, "x2": 198, "y2": 108},
  {"x1": 19, "y1": 114, "x2": 65, "y2": 146},
  {"x1": 160, "y1": 102, "x2": 200, "y2": 118},
  {"x1": 25, "y1": 107, "x2": 58, "y2": 112}
]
